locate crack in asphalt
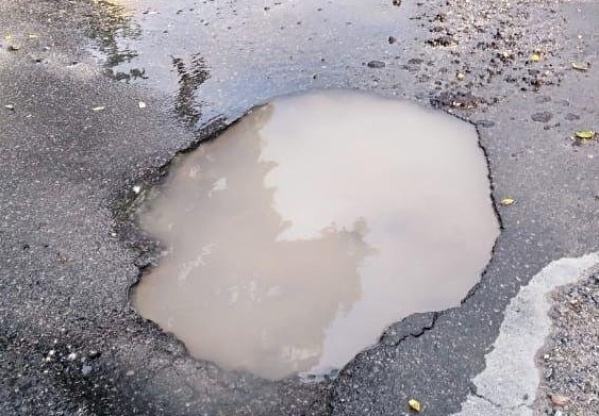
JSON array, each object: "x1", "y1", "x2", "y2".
[
  {"x1": 470, "y1": 389, "x2": 502, "y2": 409},
  {"x1": 390, "y1": 313, "x2": 439, "y2": 347}
]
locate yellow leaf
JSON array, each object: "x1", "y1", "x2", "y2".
[
  {"x1": 500, "y1": 198, "x2": 515, "y2": 206},
  {"x1": 531, "y1": 53, "x2": 541, "y2": 62},
  {"x1": 571, "y1": 62, "x2": 589, "y2": 71},
  {"x1": 408, "y1": 399, "x2": 421, "y2": 412},
  {"x1": 575, "y1": 130, "x2": 596, "y2": 140}
]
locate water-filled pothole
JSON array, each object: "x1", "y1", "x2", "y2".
[{"x1": 133, "y1": 90, "x2": 499, "y2": 381}]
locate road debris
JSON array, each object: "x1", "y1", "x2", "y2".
[
  {"x1": 500, "y1": 198, "x2": 516, "y2": 206},
  {"x1": 549, "y1": 394, "x2": 569, "y2": 407},
  {"x1": 571, "y1": 62, "x2": 589, "y2": 71},
  {"x1": 574, "y1": 130, "x2": 596, "y2": 141},
  {"x1": 408, "y1": 399, "x2": 422, "y2": 412}
]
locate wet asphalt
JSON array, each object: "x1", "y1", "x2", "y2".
[{"x1": 0, "y1": 0, "x2": 598, "y2": 415}]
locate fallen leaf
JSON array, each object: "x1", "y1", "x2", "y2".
[
  {"x1": 550, "y1": 394, "x2": 569, "y2": 407},
  {"x1": 574, "y1": 130, "x2": 596, "y2": 140},
  {"x1": 530, "y1": 52, "x2": 541, "y2": 62},
  {"x1": 408, "y1": 399, "x2": 421, "y2": 412},
  {"x1": 500, "y1": 198, "x2": 515, "y2": 206},
  {"x1": 138, "y1": 101, "x2": 147, "y2": 109},
  {"x1": 92, "y1": 106, "x2": 106, "y2": 112},
  {"x1": 571, "y1": 62, "x2": 589, "y2": 71}
]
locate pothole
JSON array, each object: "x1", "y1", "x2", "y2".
[{"x1": 132, "y1": 90, "x2": 499, "y2": 381}]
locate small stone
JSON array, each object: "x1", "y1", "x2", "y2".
[
  {"x1": 87, "y1": 350, "x2": 101, "y2": 359},
  {"x1": 138, "y1": 101, "x2": 147, "y2": 109},
  {"x1": 67, "y1": 352, "x2": 77, "y2": 361},
  {"x1": 531, "y1": 112, "x2": 553, "y2": 123},
  {"x1": 4, "y1": 104, "x2": 14, "y2": 111},
  {"x1": 550, "y1": 394, "x2": 569, "y2": 406},
  {"x1": 45, "y1": 349, "x2": 56, "y2": 362},
  {"x1": 388, "y1": 36, "x2": 397, "y2": 44},
  {"x1": 133, "y1": 185, "x2": 142, "y2": 194},
  {"x1": 8, "y1": 45, "x2": 20, "y2": 51},
  {"x1": 126, "y1": 370, "x2": 135, "y2": 376},
  {"x1": 82, "y1": 365, "x2": 92, "y2": 376},
  {"x1": 367, "y1": 60, "x2": 386, "y2": 69}
]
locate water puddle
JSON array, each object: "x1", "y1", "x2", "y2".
[
  {"x1": 133, "y1": 90, "x2": 499, "y2": 381},
  {"x1": 88, "y1": 0, "x2": 417, "y2": 125}
]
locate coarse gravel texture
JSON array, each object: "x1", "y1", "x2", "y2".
[{"x1": 536, "y1": 273, "x2": 599, "y2": 416}]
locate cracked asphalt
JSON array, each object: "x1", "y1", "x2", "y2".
[{"x1": 1, "y1": 0, "x2": 598, "y2": 415}]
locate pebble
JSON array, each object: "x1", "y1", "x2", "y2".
[
  {"x1": 550, "y1": 394, "x2": 569, "y2": 406},
  {"x1": 88, "y1": 350, "x2": 101, "y2": 359},
  {"x1": 531, "y1": 112, "x2": 553, "y2": 122},
  {"x1": 367, "y1": 60, "x2": 386, "y2": 68}
]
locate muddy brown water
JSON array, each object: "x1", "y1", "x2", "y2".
[{"x1": 133, "y1": 90, "x2": 499, "y2": 381}]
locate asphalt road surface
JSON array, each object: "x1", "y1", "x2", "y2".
[{"x1": 1, "y1": 0, "x2": 598, "y2": 415}]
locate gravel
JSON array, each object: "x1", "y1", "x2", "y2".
[{"x1": 537, "y1": 274, "x2": 599, "y2": 416}]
